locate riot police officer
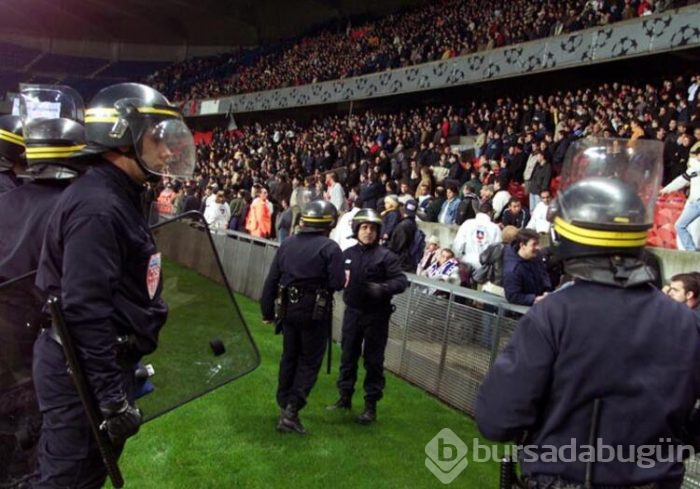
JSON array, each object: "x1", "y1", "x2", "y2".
[
  {"x1": 261, "y1": 200, "x2": 345, "y2": 434},
  {"x1": 0, "y1": 115, "x2": 25, "y2": 194},
  {"x1": 33, "y1": 83, "x2": 196, "y2": 488},
  {"x1": 476, "y1": 139, "x2": 700, "y2": 488},
  {"x1": 0, "y1": 85, "x2": 90, "y2": 282},
  {"x1": 329, "y1": 208, "x2": 408, "y2": 424},
  {"x1": 0, "y1": 85, "x2": 91, "y2": 488}
]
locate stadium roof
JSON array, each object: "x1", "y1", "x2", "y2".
[{"x1": 1, "y1": 0, "x2": 428, "y2": 46}]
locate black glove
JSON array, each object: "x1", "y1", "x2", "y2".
[
  {"x1": 100, "y1": 399, "x2": 143, "y2": 444},
  {"x1": 366, "y1": 282, "x2": 389, "y2": 300}
]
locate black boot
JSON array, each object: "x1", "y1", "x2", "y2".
[
  {"x1": 276, "y1": 405, "x2": 306, "y2": 434},
  {"x1": 355, "y1": 401, "x2": 377, "y2": 425},
  {"x1": 326, "y1": 394, "x2": 352, "y2": 411}
]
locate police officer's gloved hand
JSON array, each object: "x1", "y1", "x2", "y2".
[
  {"x1": 100, "y1": 399, "x2": 143, "y2": 444},
  {"x1": 366, "y1": 282, "x2": 389, "y2": 300}
]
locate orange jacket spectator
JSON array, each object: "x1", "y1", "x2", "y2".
[{"x1": 246, "y1": 190, "x2": 272, "y2": 238}]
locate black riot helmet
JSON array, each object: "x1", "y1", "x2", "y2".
[
  {"x1": 85, "y1": 83, "x2": 195, "y2": 182},
  {"x1": 19, "y1": 84, "x2": 91, "y2": 179},
  {"x1": 351, "y1": 208, "x2": 383, "y2": 237},
  {"x1": 300, "y1": 200, "x2": 338, "y2": 232},
  {"x1": 549, "y1": 138, "x2": 663, "y2": 260},
  {"x1": 0, "y1": 115, "x2": 25, "y2": 171}
]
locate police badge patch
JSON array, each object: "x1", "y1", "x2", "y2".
[{"x1": 146, "y1": 253, "x2": 162, "y2": 300}]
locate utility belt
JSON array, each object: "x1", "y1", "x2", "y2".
[
  {"x1": 522, "y1": 474, "x2": 675, "y2": 489},
  {"x1": 44, "y1": 324, "x2": 140, "y2": 368},
  {"x1": 275, "y1": 285, "x2": 333, "y2": 322}
]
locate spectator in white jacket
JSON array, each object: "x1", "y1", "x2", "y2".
[
  {"x1": 526, "y1": 190, "x2": 553, "y2": 234},
  {"x1": 327, "y1": 172, "x2": 347, "y2": 213},
  {"x1": 451, "y1": 202, "x2": 502, "y2": 270},
  {"x1": 204, "y1": 191, "x2": 231, "y2": 233}
]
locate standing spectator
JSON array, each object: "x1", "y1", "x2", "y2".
[
  {"x1": 452, "y1": 203, "x2": 502, "y2": 270},
  {"x1": 491, "y1": 181, "x2": 512, "y2": 221},
  {"x1": 660, "y1": 147, "x2": 700, "y2": 251},
  {"x1": 526, "y1": 190, "x2": 553, "y2": 235},
  {"x1": 246, "y1": 187, "x2": 272, "y2": 238},
  {"x1": 381, "y1": 195, "x2": 401, "y2": 243},
  {"x1": 388, "y1": 199, "x2": 419, "y2": 272},
  {"x1": 503, "y1": 228, "x2": 551, "y2": 306},
  {"x1": 437, "y1": 182, "x2": 461, "y2": 225},
  {"x1": 528, "y1": 152, "x2": 552, "y2": 211},
  {"x1": 327, "y1": 172, "x2": 347, "y2": 213},
  {"x1": 276, "y1": 198, "x2": 293, "y2": 242},
  {"x1": 456, "y1": 184, "x2": 480, "y2": 225},
  {"x1": 204, "y1": 191, "x2": 231, "y2": 233}
]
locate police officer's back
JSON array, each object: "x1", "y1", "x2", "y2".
[
  {"x1": 261, "y1": 200, "x2": 344, "y2": 434},
  {"x1": 476, "y1": 139, "x2": 700, "y2": 488},
  {"x1": 0, "y1": 115, "x2": 25, "y2": 195}
]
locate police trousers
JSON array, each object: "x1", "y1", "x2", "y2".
[
  {"x1": 32, "y1": 331, "x2": 131, "y2": 489},
  {"x1": 337, "y1": 306, "x2": 391, "y2": 403},
  {"x1": 276, "y1": 317, "x2": 329, "y2": 411}
]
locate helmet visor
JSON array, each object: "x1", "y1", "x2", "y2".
[
  {"x1": 19, "y1": 85, "x2": 85, "y2": 139},
  {"x1": 135, "y1": 119, "x2": 195, "y2": 180},
  {"x1": 558, "y1": 138, "x2": 663, "y2": 227}
]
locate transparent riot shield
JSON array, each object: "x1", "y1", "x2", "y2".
[
  {"x1": 139, "y1": 211, "x2": 260, "y2": 421},
  {"x1": 0, "y1": 272, "x2": 43, "y2": 488}
]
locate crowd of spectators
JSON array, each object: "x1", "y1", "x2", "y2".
[
  {"x1": 149, "y1": 72, "x2": 699, "y2": 301},
  {"x1": 146, "y1": 0, "x2": 684, "y2": 102}
]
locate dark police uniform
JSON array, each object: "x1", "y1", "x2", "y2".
[
  {"x1": 477, "y1": 282, "x2": 700, "y2": 487},
  {"x1": 33, "y1": 161, "x2": 167, "y2": 488},
  {"x1": 338, "y1": 242, "x2": 407, "y2": 412},
  {"x1": 261, "y1": 231, "x2": 344, "y2": 412},
  {"x1": 0, "y1": 171, "x2": 20, "y2": 194},
  {"x1": 0, "y1": 181, "x2": 70, "y2": 282}
]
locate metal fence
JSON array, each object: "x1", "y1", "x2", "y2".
[{"x1": 159, "y1": 225, "x2": 700, "y2": 487}]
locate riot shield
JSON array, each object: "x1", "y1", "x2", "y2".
[
  {"x1": 0, "y1": 272, "x2": 43, "y2": 488},
  {"x1": 139, "y1": 211, "x2": 260, "y2": 421}
]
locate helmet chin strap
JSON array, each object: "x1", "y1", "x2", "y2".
[{"x1": 116, "y1": 147, "x2": 161, "y2": 184}]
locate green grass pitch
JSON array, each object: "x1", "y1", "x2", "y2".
[{"x1": 116, "y1": 259, "x2": 501, "y2": 488}]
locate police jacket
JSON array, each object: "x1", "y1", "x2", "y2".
[
  {"x1": 476, "y1": 282, "x2": 700, "y2": 485},
  {"x1": 343, "y1": 242, "x2": 408, "y2": 312},
  {"x1": 0, "y1": 171, "x2": 20, "y2": 195},
  {"x1": 0, "y1": 180, "x2": 69, "y2": 282},
  {"x1": 36, "y1": 161, "x2": 168, "y2": 407},
  {"x1": 503, "y1": 245, "x2": 551, "y2": 306},
  {"x1": 387, "y1": 217, "x2": 417, "y2": 272},
  {"x1": 260, "y1": 231, "x2": 345, "y2": 321}
]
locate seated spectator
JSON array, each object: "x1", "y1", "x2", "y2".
[
  {"x1": 501, "y1": 197, "x2": 530, "y2": 229},
  {"x1": 665, "y1": 272, "x2": 700, "y2": 317},
  {"x1": 423, "y1": 248, "x2": 462, "y2": 295},
  {"x1": 452, "y1": 202, "x2": 502, "y2": 270},
  {"x1": 503, "y1": 228, "x2": 551, "y2": 306},
  {"x1": 526, "y1": 190, "x2": 553, "y2": 234},
  {"x1": 437, "y1": 182, "x2": 461, "y2": 225},
  {"x1": 417, "y1": 235, "x2": 440, "y2": 275}
]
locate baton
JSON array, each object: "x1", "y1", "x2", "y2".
[{"x1": 47, "y1": 296, "x2": 124, "y2": 488}]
